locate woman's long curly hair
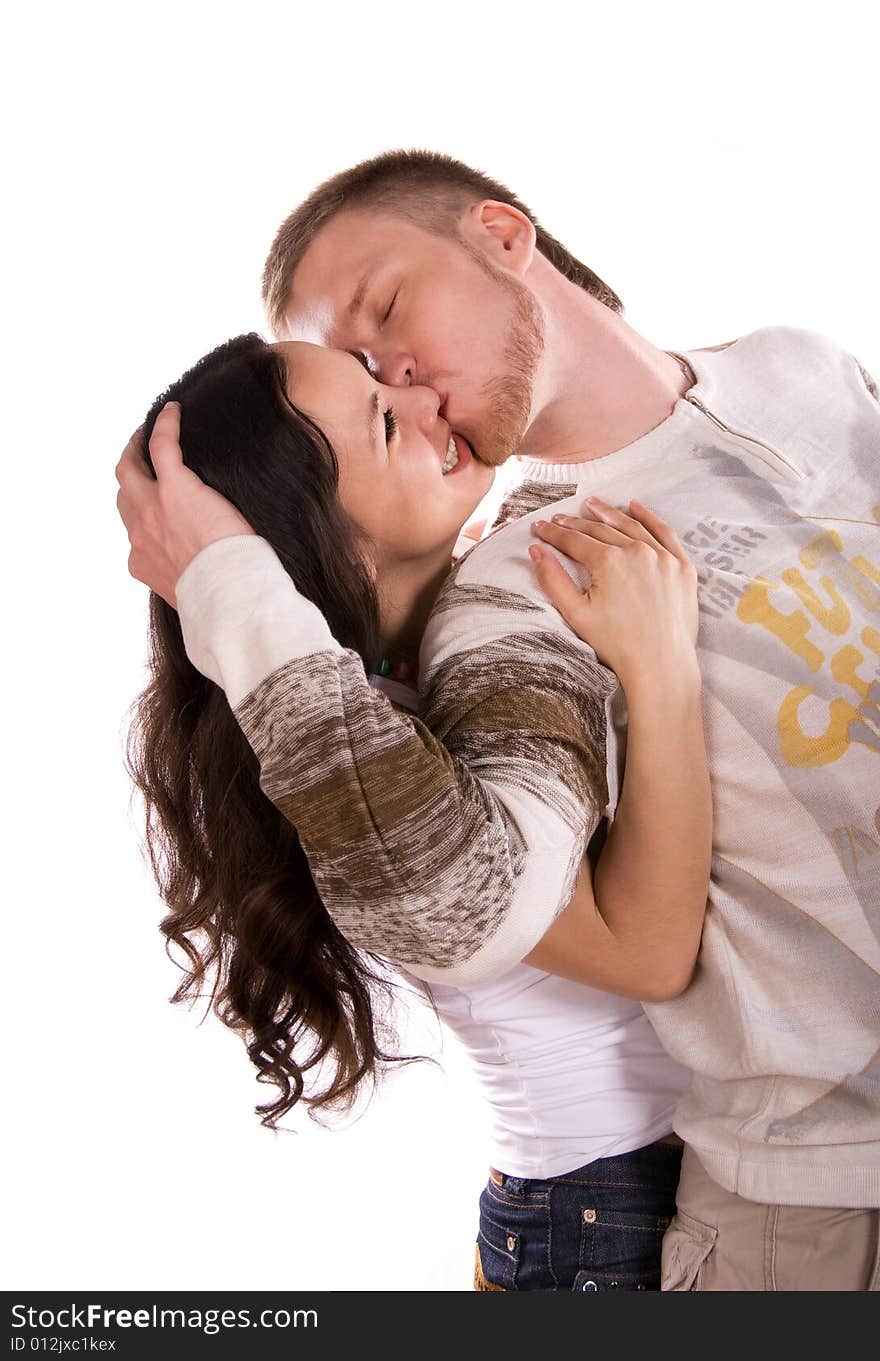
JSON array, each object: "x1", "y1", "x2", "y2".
[{"x1": 126, "y1": 333, "x2": 416, "y2": 1127}]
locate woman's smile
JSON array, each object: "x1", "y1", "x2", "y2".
[{"x1": 275, "y1": 340, "x2": 494, "y2": 566}]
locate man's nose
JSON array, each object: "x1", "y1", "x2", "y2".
[{"x1": 379, "y1": 351, "x2": 417, "y2": 387}]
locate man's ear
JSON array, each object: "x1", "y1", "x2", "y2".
[{"x1": 459, "y1": 200, "x2": 536, "y2": 276}]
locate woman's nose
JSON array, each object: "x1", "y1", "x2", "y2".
[{"x1": 401, "y1": 382, "x2": 441, "y2": 432}]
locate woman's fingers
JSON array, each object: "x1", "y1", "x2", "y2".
[
  {"x1": 537, "y1": 498, "x2": 690, "y2": 569},
  {"x1": 528, "y1": 544, "x2": 590, "y2": 635},
  {"x1": 582, "y1": 496, "x2": 665, "y2": 547},
  {"x1": 586, "y1": 496, "x2": 690, "y2": 566},
  {"x1": 533, "y1": 516, "x2": 631, "y2": 557},
  {"x1": 627, "y1": 500, "x2": 690, "y2": 562},
  {"x1": 530, "y1": 497, "x2": 699, "y2": 680}
]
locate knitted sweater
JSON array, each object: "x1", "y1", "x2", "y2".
[
  {"x1": 178, "y1": 541, "x2": 617, "y2": 985},
  {"x1": 177, "y1": 327, "x2": 880, "y2": 1207}
]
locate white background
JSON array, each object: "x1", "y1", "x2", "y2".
[{"x1": 4, "y1": 1, "x2": 878, "y2": 1293}]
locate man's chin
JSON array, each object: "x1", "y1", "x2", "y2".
[
  {"x1": 471, "y1": 436, "x2": 518, "y2": 469},
  {"x1": 471, "y1": 410, "x2": 531, "y2": 467}
]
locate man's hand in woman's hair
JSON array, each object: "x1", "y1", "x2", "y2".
[{"x1": 115, "y1": 402, "x2": 255, "y2": 608}]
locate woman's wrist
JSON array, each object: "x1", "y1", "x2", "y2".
[{"x1": 619, "y1": 650, "x2": 702, "y2": 708}]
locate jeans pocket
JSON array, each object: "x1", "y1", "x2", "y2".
[
  {"x1": 661, "y1": 1209, "x2": 718, "y2": 1291},
  {"x1": 475, "y1": 1184, "x2": 523, "y2": 1290},
  {"x1": 577, "y1": 1207, "x2": 670, "y2": 1290}
]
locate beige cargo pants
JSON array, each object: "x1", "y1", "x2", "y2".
[{"x1": 662, "y1": 1146, "x2": 880, "y2": 1291}]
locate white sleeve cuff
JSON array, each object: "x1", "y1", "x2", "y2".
[{"x1": 176, "y1": 535, "x2": 343, "y2": 707}]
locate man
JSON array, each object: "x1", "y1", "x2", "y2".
[{"x1": 117, "y1": 150, "x2": 880, "y2": 1290}]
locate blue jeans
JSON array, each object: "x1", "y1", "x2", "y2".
[{"x1": 475, "y1": 1139, "x2": 683, "y2": 1292}]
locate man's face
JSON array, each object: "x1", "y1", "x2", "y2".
[{"x1": 283, "y1": 209, "x2": 544, "y2": 467}]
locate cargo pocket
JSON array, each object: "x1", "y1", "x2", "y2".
[{"x1": 661, "y1": 1209, "x2": 717, "y2": 1291}]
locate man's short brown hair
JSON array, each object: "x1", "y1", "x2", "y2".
[{"x1": 262, "y1": 148, "x2": 622, "y2": 337}]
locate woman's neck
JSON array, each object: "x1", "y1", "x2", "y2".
[{"x1": 377, "y1": 548, "x2": 456, "y2": 668}]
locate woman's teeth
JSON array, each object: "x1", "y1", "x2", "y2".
[{"x1": 442, "y1": 435, "x2": 460, "y2": 475}]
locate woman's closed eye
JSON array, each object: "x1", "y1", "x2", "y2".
[
  {"x1": 382, "y1": 291, "x2": 398, "y2": 325},
  {"x1": 341, "y1": 349, "x2": 396, "y2": 444}
]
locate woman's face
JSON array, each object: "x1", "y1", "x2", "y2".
[{"x1": 276, "y1": 342, "x2": 495, "y2": 570}]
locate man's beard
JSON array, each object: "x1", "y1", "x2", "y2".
[{"x1": 460, "y1": 244, "x2": 545, "y2": 467}]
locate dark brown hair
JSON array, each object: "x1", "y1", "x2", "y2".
[
  {"x1": 262, "y1": 148, "x2": 622, "y2": 336},
  {"x1": 125, "y1": 333, "x2": 417, "y2": 1126}
]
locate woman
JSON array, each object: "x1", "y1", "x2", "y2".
[{"x1": 123, "y1": 333, "x2": 710, "y2": 1291}]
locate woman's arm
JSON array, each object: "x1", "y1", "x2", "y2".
[
  {"x1": 119, "y1": 410, "x2": 616, "y2": 988},
  {"x1": 118, "y1": 410, "x2": 705, "y2": 993},
  {"x1": 179, "y1": 534, "x2": 614, "y2": 987},
  {"x1": 523, "y1": 669, "x2": 709, "y2": 1001},
  {"x1": 523, "y1": 498, "x2": 712, "y2": 1001}
]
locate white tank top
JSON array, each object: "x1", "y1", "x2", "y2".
[
  {"x1": 427, "y1": 967, "x2": 689, "y2": 1178},
  {"x1": 370, "y1": 672, "x2": 690, "y2": 1180}
]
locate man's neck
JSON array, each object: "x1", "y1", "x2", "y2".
[{"x1": 517, "y1": 272, "x2": 690, "y2": 465}]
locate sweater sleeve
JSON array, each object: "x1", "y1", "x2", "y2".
[
  {"x1": 176, "y1": 535, "x2": 615, "y2": 987},
  {"x1": 855, "y1": 358, "x2": 879, "y2": 403}
]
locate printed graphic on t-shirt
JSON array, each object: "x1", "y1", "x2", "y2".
[
  {"x1": 737, "y1": 512, "x2": 880, "y2": 769},
  {"x1": 487, "y1": 440, "x2": 880, "y2": 963}
]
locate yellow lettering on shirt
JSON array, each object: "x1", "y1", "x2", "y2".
[
  {"x1": 780, "y1": 568, "x2": 850, "y2": 634},
  {"x1": 778, "y1": 687, "x2": 861, "y2": 767},
  {"x1": 831, "y1": 646, "x2": 874, "y2": 700},
  {"x1": 737, "y1": 579, "x2": 824, "y2": 670},
  {"x1": 850, "y1": 554, "x2": 880, "y2": 602},
  {"x1": 828, "y1": 825, "x2": 880, "y2": 877},
  {"x1": 735, "y1": 524, "x2": 880, "y2": 767}
]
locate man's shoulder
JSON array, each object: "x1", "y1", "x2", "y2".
[
  {"x1": 686, "y1": 325, "x2": 850, "y2": 377},
  {"x1": 425, "y1": 524, "x2": 559, "y2": 656},
  {"x1": 429, "y1": 485, "x2": 582, "y2": 635},
  {"x1": 488, "y1": 476, "x2": 580, "y2": 533},
  {"x1": 421, "y1": 491, "x2": 618, "y2": 702},
  {"x1": 683, "y1": 327, "x2": 865, "y2": 425}
]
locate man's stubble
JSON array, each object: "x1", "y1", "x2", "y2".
[{"x1": 460, "y1": 243, "x2": 545, "y2": 468}]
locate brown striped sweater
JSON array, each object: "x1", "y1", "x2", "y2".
[{"x1": 178, "y1": 529, "x2": 617, "y2": 987}]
